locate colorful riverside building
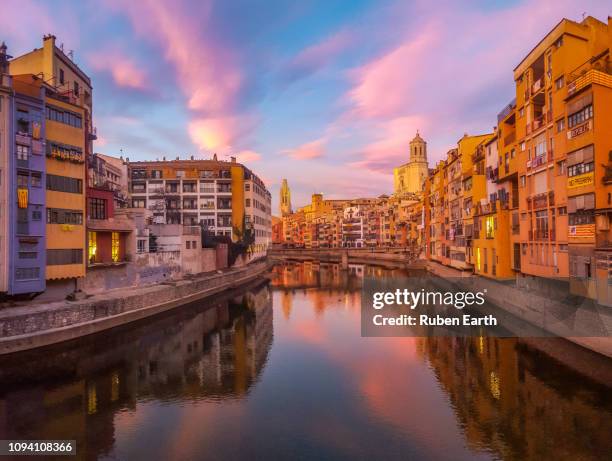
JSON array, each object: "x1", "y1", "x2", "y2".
[
  {"x1": 513, "y1": 16, "x2": 612, "y2": 303},
  {"x1": 126, "y1": 156, "x2": 271, "y2": 260},
  {"x1": 0, "y1": 45, "x2": 47, "y2": 295},
  {"x1": 10, "y1": 35, "x2": 93, "y2": 296}
]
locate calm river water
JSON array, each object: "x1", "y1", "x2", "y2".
[{"x1": 0, "y1": 261, "x2": 610, "y2": 461}]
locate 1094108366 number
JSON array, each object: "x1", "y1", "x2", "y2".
[{"x1": 0, "y1": 440, "x2": 76, "y2": 456}]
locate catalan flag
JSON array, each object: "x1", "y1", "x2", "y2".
[{"x1": 17, "y1": 188, "x2": 28, "y2": 209}]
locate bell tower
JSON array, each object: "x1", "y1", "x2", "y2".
[
  {"x1": 280, "y1": 179, "x2": 292, "y2": 216},
  {"x1": 409, "y1": 130, "x2": 427, "y2": 163}
]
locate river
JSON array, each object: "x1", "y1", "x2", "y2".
[{"x1": 0, "y1": 261, "x2": 610, "y2": 460}]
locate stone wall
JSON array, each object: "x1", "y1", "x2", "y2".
[{"x1": 0, "y1": 260, "x2": 269, "y2": 353}]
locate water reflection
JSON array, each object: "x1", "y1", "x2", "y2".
[
  {"x1": 0, "y1": 281, "x2": 273, "y2": 460},
  {"x1": 0, "y1": 262, "x2": 609, "y2": 460}
]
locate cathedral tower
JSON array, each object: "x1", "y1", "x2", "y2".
[{"x1": 280, "y1": 179, "x2": 292, "y2": 216}]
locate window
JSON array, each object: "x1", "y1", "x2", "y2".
[
  {"x1": 568, "y1": 104, "x2": 593, "y2": 128},
  {"x1": 17, "y1": 173, "x2": 29, "y2": 187},
  {"x1": 520, "y1": 142, "x2": 525, "y2": 152},
  {"x1": 47, "y1": 249, "x2": 83, "y2": 265},
  {"x1": 74, "y1": 81, "x2": 79, "y2": 96},
  {"x1": 556, "y1": 118, "x2": 565, "y2": 133},
  {"x1": 111, "y1": 232, "x2": 120, "y2": 262},
  {"x1": 137, "y1": 239, "x2": 146, "y2": 253},
  {"x1": 31, "y1": 173, "x2": 41, "y2": 187},
  {"x1": 46, "y1": 174, "x2": 82, "y2": 194},
  {"x1": 555, "y1": 76, "x2": 564, "y2": 90},
  {"x1": 15, "y1": 267, "x2": 40, "y2": 280},
  {"x1": 132, "y1": 183, "x2": 146, "y2": 193},
  {"x1": 19, "y1": 251, "x2": 37, "y2": 259},
  {"x1": 88, "y1": 231, "x2": 97, "y2": 263},
  {"x1": 556, "y1": 160, "x2": 566, "y2": 176},
  {"x1": 246, "y1": 198, "x2": 251, "y2": 207},
  {"x1": 131, "y1": 170, "x2": 146, "y2": 179},
  {"x1": 186, "y1": 241, "x2": 191, "y2": 249},
  {"x1": 176, "y1": 170, "x2": 185, "y2": 178},
  {"x1": 151, "y1": 170, "x2": 163, "y2": 179},
  {"x1": 520, "y1": 175, "x2": 526, "y2": 187},
  {"x1": 558, "y1": 207, "x2": 567, "y2": 216},
  {"x1": 245, "y1": 183, "x2": 251, "y2": 191},
  {"x1": 569, "y1": 211, "x2": 594, "y2": 226},
  {"x1": 554, "y1": 37, "x2": 563, "y2": 49},
  {"x1": 132, "y1": 198, "x2": 146, "y2": 208},
  {"x1": 46, "y1": 105, "x2": 82, "y2": 128},
  {"x1": 59, "y1": 69, "x2": 65, "y2": 85},
  {"x1": 568, "y1": 162, "x2": 594, "y2": 177},
  {"x1": 88, "y1": 197, "x2": 107, "y2": 220},
  {"x1": 17, "y1": 144, "x2": 29, "y2": 160},
  {"x1": 32, "y1": 210, "x2": 42, "y2": 221},
  {"x1": 47, "y1": 208, "x2": 83, "y2": 225}
]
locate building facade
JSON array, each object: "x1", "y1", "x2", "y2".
[
  {"x1": 10, "y1": 35, "x2": 94, "y2": 296},
  {"x1": 127, "y1": 156, "x2": 271, "y2": 258}
]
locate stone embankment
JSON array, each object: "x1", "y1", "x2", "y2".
[
  {"x1": 427, "y1": 260, "x2": 612, "y2": 360},
  {"x1": 0, "y1": 260, "x2": 270, "y2": 355}
]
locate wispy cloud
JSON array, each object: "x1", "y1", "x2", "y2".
[
  {"x1": 284, "y1": 138, "x2": 326, "y2": 160},
  {"x1": 88, "y1": 49, "x2": 148, "y2": 90}
]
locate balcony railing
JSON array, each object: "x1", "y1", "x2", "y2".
[{"x1": 568, "y1": 69, "x2": 612, "y2": 96}]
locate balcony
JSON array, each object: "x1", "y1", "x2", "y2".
[
  {"x1": 504, "y1": 131, "x2": 516, "y2": 147},
  {"x1": 532, "y1": 114, "x2": 545, "y2": 132},
  {"x1": 531, "y1": 78, "x2": 543, "y2": 94},
  {"x1": 497, "y1": 99, "x2": 516, "y2": 123},
  {"x1": 531, "y1": 193, "x2": 548, "y2": 209},
  {"x1": 567, "y1": 69, "x2": 612, "y2": 96},
  {"x1": 88, "y1": 126, "x2": 98, "y2": 141},
  {"x1": 16, "y1": 132, "x2": 31, "y2": 146}
]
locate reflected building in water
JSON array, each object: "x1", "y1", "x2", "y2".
[
  {"x1": 0, "y1": 282, "x2": 273, "y2": 459},
  {"x1": 417, "y1": 336, "x2": 612, "y2": 460}
]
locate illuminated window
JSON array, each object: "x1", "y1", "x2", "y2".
[
  {"x1": 485, "y1": 216, "x2": 495, "y2": 239},
  {"x1": 111, "y1": 232, "x2": 120, "y2": 262},
  {"x1": 88, "y1": 231, "x2": 97, "y2": 264}
]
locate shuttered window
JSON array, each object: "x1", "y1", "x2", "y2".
[
  {"x1": 534, "y1": 171, "x2": 547, "y2": 194},
  {"x1": 47, "y1": 249, "x2": 83, "y2": 265}
]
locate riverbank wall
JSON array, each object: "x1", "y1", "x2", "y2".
[
  {"x1": 0, "y1": 260, "x2": 270, "y2": 355},
  {"x1": 426, "y1": 260, "x2": 612, "y2": 359}
]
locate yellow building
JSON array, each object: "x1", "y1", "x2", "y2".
[
  {"x1": 458, "y1": 133, "x2": 492, "y2": 270},
  {"x1": 11, "y1": 35, "x2": 92, "y2": 293},
  {"x1": 473, "y1": 134, "x2": 514, "y2": 279},
  {"x1": 394, "y1": 131, "x2": 429, "y2": 195}
]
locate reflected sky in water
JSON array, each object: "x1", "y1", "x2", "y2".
[{"x1": 0, "y1": 261, "x2": 610, "y2": 460}]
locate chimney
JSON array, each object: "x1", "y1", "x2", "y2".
[
  {"x1": 231, "y1": 156, "x2": 236, "y2": 163},
  {"x1": 176, "y1": 156, "x2": 179, "y2": 160},
  {"x1": 190, "y1": 155, "x2": 194, "y2": 160},
  {"x1": 213, "y1": 153, "x2": 218, "y2": 161},
  {"x1": 163, "y1": 156, "x2": 166, "y2": 161},
  {"x1": 126, "y1": 157, "x2": 130, "y2": 162}
]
